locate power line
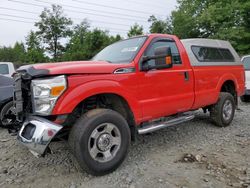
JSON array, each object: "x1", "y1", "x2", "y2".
[
  {"x1": 0, "y1": 17, "x2": 128, "y2": 34},
  {"x1": 0, "y1": 7, "x2": 37, "y2": 15},
  {"x1": 0, "y1": 7, "x2": 133, "y2": 27},
  {"x1": 7, "y1": 0, "x2": 148, "y2": 23},
  {"x1": 64, "y1": 8, "x2": 147, "y2": 23},
  {"x1": 72, "y1": 0, "x2": 165, "y2": 17},
  {"x1": 121, "y1": 0, "x2": 165, "y2": 9},
  {"x1": 0, "y1": 13, "x2": 36, "y2": 21},
  {"x1": 0, "y1": 17, "x2": 34, "y2": 24},
  {"x1": 73, "y1": 18, "x2": 131, "y2": 27},
  {"x1": 99, "y1": 0, "x2": 165, "y2": 9},
  {"x1": 0, "y1": 13, "x2": 129, "y2": 33},
  {"x1": 7, "y1": 0, "x2": 48, "y2": 10},
  {"x1": 34, "y1": 0, "x2": 147, "y2": 20}
]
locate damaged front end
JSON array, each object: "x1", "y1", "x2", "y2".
[
  {"x1": 17, "y1": 116, "x2": 62, "y2": 157},
  {"x1": 12, "y1": 66, "x2": 65, "y2": 157}
]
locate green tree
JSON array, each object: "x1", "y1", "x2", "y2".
[
  {"x1": 35, "y1": 4, "x2": 72, "y2": 61},
  {"x1": 12, "y1": 42, "x2": 26, "y2": 63},
  {"x1": 0, "y1": 42, "x2": 26, "y2": 64},
  {"x1": 0, "y1": 46, "x2": 15, "y2": 62},
  {"x1": 148, "y1": 15, "x2": 172, "y2": 34},
  {"x1": 127, "y1": 23, "x2": 143, "y2": 37},
  {"x1": 81, "y1": 29, "x2": 112, "y2": 59},
  {"x1": 197, "y1": 0, "x2": 250, "y2": 54},
  {"x1": 238, "y1": 1, "x2": 250, "y2": 54},
  {"x1": 109, "y1": 34, "x2": 122, "y2": 43},
  {"x1": 63, "y1": 20, "x2": 90, "y2": 61},
  {"x1": 25, "y1": 31, "x2": 46, "y2": 63},
  {"x1": 63, "y1": 23, "x2": 120, "y2": 61},
  {"x1": 169, "y1": 0, "x2": 250, "y2": 54}
]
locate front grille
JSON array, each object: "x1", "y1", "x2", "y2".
[
  {"x1": 13, "y1": 72, "x2": 32, "y2": 122},
  {"x1": 13, "y1": 73, "x2": 23, "y2": 121}
]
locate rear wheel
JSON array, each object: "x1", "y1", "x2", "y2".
[
  {"x1": 69, "y1": 109, "x2": 131, "y2": 176},
  {"x1": 0, "y1": 101, "x2": 15, "y2": 127},
  {"x1": 210, "y1": 92, "x2": 235, "y2": 127}
]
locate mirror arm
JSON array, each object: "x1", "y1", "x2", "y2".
[
  {"x1": 143, "y1": 54, "x2": 170, "y2": 63},
  {"x1": 141, "y1": 63, "x2": 150, "y2": 71},
  {"x1": 142, "y1": 56, "x2": 150, "y2": 62}
]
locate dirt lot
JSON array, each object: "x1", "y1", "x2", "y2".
[{"x1": 0, "y1": 101, "x2": 249, "y2": 188}]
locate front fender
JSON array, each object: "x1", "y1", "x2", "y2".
[{"x1": 52, "y1": 78, "x2": 141, "y2": 124}]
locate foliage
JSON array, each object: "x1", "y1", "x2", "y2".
[
  {"x1": 171, "y1": 3, "x2": 200, "y2": 38},
  {"x1": 35, "y1": 4, "x2": 72, "y2": 61},
  {"x1": 63, "y1": 21, "x2": 122, "y2": 61},
  {"x1": 62, "y1": 20, "x2": 90, "y2": 61},
  {"x1": 127, "y1": 23, "x2": 143, "y2": 37},
  {"x1": 0, "y1": 42, "x2": 26, "y2": 64},
  {"x1": 0, "y1": 46, "x2": 15, "y2": 62},
  {"x1": 109, "y1": 34, "x2": 122, "y2": 44},
  {"x1": 25, "y1": 31, "x2": 47, "y2": 63},
  {"x1": 170, "y1": 0, "x2": 250, "y2": 55},
  {"x1": 148, "y1": 15, "x2": 172, "y2": 34}
]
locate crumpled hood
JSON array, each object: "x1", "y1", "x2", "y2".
[{"x1": 18, "y1": 61, "x2": 131, "y2": 77}]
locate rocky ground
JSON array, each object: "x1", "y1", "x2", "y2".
[{"x1": 0, "y1": 101, "x2": 249, "y2": 188}]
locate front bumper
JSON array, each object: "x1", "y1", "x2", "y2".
[{"x1": 17, "y1": 116, "x2": 63, "y2": 157}]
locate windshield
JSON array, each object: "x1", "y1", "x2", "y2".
[
  {"x1": 243, "y1": 57, "x2": 250, "y2": 70},
  {"x1": 92, "y1": 36, "x2": 147, "y2": 63}
]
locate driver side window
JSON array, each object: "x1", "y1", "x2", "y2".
[{"x1": 145, "y1": 40, "x2": 182, "y2": 66}]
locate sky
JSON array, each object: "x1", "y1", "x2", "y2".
[{"x1": 0, "y1": 0, "x2": 177, "y2": 47}]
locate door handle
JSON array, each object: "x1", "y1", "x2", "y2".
[{"x1": 184, "y1": 71, "x2": 189, "y2": 81}]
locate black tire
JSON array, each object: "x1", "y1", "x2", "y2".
[
  {"x1": 0, "y1": 101, "x2": 14, "y2": 127},
  {"x1": 68, "y1": 108, "x2": 131, "y2": 176},
  {"x1": 210, "y1": 92, "x2": 236, "y2": 127},
  {"x1": 240, "y1": 95, "x2": 250, "y2": 102}
]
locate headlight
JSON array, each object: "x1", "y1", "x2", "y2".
[{"x1": 31, "y1": 75, "x2": 67, "y2": 115}]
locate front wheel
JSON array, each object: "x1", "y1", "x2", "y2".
[
  {"x1": 0, "y1": 101, "x2": 15, "y2": 127},
  {"x1": 210, "y1": 92, "x2": 236, "y2": 127},
  {"x1": 69, "y1": 109, "x2": 131, "y2": 176}
]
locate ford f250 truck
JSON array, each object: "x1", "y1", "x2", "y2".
[{"x1": 12, "y1": 34, "x2": 245, "y2": 175}]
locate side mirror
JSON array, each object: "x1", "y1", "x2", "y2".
[{"x1": 142, "y1": 46, "x2": 173, "y2": 71}]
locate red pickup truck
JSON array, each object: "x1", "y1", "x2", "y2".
[{"x1": 13, "y1": 34, "x2": 245, "y2": 175}]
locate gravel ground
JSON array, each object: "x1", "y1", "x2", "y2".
[{"x1": 0, "y1": 101, "x2": 249, "y2": 188}]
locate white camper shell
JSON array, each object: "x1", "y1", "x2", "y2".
[{"x1": 181, "y1": 39, "x2": 241, "y2": 66}]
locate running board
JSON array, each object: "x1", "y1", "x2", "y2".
[{"x1": 138, "y1": 114, "x2": 195, "y2": 134}]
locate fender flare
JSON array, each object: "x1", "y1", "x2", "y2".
[
  {"x1": 52, "y1": 80, "x2": 142, "y2": 124},
  {"x1": 216, "y1": 73, "x2": 238, "y2": 99}
]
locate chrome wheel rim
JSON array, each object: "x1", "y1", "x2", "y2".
[
  {"x1": 1, "y1": 106, "x2": 15, "y2": 126},
  {"x1": 222, "y1": 100, "x2": 233, "y2": 121},
  {"x1": 88, "y1": 123, "x2": 121, "y2": 163}
]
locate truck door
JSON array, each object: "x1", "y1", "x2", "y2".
[{"x1": 137, "y1": 38, "x2": 195, "y2": 120}]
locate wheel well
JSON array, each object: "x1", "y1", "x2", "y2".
[
  {"x1": 221, "y1": 80, "x2": 237, "y2": 104},
  {"x1": 65, "y1": 93, "x2": 136, "y2": 140},
  {"x1": 0, "y1": 98, "x2": 12, "y2": 111}
]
